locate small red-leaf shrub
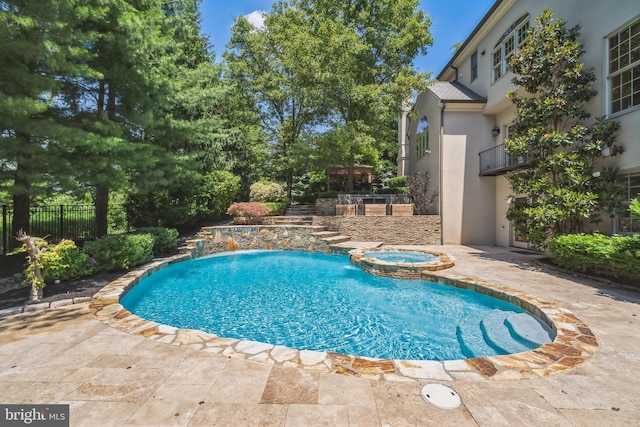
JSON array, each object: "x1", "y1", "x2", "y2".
[{"x1": 226, "y1": 202, "x2": 272, "y2": 217}]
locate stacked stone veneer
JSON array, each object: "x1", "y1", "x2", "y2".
[
  {"x1": 194, "y1": 225, "x2": 333, "y2": 255},
  {"x1": 315, "y1": 198, "x2": 338, "y2": 216},
  {"x1": 313, "y1": 215, "x2": 441, "y2": 245}
]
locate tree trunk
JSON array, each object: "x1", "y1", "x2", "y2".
[
  {"x1": 346, "y1": 152, "x2": 355, "y2": 192},
  {"x1": 95, "y1": 184, "x2": 109, "y2": 237},
  {"x1": 11, "y1": 161, "x2": 31, "y2": 249},
  {"x1": 16, "y1": 231, "x2": 44, "y2": 301}
]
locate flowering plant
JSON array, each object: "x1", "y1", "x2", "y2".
[{"x1": 226, "y1": 202, "x2": 272, "y2": 224}]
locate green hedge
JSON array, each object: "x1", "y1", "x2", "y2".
[
  {"x1": 548, "y1": 233, "x2": 640, "y2": 280},
  {"x1": 138, "y1": 227, "x2": 179, "y2": 255},
  {"x1": 262, "y1": 201, "x2": 289, "y2": 216},
  {"x1": 84, "y1": 233, "x2": 154, "y2": 272}
]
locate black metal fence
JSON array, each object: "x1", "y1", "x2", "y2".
[{"x1": 1, "y1": 204, "x2": 129, "y2": 255}]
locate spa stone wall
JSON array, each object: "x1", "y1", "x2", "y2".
[
  {"x1": 312, "y1": 215, "x2": 441, "y2": 245},
  {"x1": 195, "y1": 225, "x2": 333, "y2": 255}
]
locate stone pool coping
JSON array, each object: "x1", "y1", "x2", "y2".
[
  {"x1": 349, "y1": 245, "x2": 455, "y2": 279},
  {"x1": 89, "y1": 250, "x2": 599, "y2": 382}
]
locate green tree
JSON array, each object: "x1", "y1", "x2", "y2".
[
  {"x1": 0, "y1": 0, "x2": 98, "y2": 244},
  {"x1": 298, "y1": 0, "x2": 433, "y2": 190},
  {"x1": 505, "y1": 9, "x2": 623, "y2": 248},
  {"x1": 225, "y1": 4, "x2": 325, "y2": 198}
]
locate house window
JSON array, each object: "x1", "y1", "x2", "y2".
[
  {"x1": 416, "y1": 116, "x2": 429, "y2": 158},
  {"x1": 471, "y1": 51, "x2": 478, "y2": 81},
  {"x1": 492, "y1": 14, "x2": 529, "y2": 83},
  {"x1": 608, "y1": 17, "x2": 640, "y2": 114},
  {"x1": 617, "y1": 172, "x2": 640, "y2": 233}
]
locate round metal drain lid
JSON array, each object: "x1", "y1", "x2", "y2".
[{"x1": 420, "y1": 384, "x2": 461, "y2": 409}]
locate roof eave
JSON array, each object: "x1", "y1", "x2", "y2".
[{"x1": 436, "y1": 0, "x2": 510, "y2": 81}]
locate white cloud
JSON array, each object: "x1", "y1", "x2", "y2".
[{"x1": 244, "y1": 10, "x2": 266, "y2": 30}]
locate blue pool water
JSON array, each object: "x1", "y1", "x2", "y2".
[
  {"x1": 363, "y1": 250, "x2": 438, "y2": 263},
  {"x1": 121, "y1": 250, "x2": 554, "y2": 360}
]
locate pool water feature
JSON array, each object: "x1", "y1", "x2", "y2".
[{"x1": 120, "y1": 250, "x2": 555, "y2": 361}]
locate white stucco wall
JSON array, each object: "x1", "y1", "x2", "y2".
[
  {"x1": 441, "y1": 110, "x2": 496, "y2": 245},
  {"x1": 403, "y1": 0, "x2": 640, "y2": 247}
]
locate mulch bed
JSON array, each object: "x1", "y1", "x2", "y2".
[
  {"x1": 537, "y1": 257, "x2": 640, "y2": 289},
  {"x1": 0, "y1": 271, "x2": 125, "y2": 311}
]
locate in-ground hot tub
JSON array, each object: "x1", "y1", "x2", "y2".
[{"x1": 350, "y1": 246, "x2": 455, "y2": 279}]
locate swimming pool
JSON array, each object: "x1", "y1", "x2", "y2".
[{"x1": 120, "y1": 250, "x2": 554, "y2": 361}]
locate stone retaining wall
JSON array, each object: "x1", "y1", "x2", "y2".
[
  {"x1": 195, "y1": 225, "x2": 333, "y2": 255},
  {"x1": 312, "y1": 215, "x2": 441, "y2": 245},
  {"x1": 315, "y1": 198, "x2": 338, "y2": 216}
]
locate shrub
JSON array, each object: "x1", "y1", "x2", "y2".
[
  {"x1": 317, "y1": 191, "x2": 339, "y2": 199},
  {"x1": 226, "y1": 202, "x2": 272, "y2": 218},
  {"x1": 262, "y1": 201, "x2": 288, "y2": 216},
  {"x1": 548, "y1": 233, "x2": 640, "y2": 280},
  {"x1": 138, "y1": 227, "x2": 179, "y2": 255},
  {"x1": 84, "y1": 233, "x2": 154, "y2": 272},
  {"x1": 249, "y1": 181, "x2": 286, "y2": 203},
  {"x1": 197, "y1": 171, "x2": 242, "y2": 219},
  {"x1": 373, "y1": 187, "x2": 410, "y2": 194},
  {"x1": 407, "y1": 171, "x2": 438, "y2": 215},
  {"x1": 385, "y1": 176, "x2": 407, "y2": 188},
  {"x1": 23, "y1": 238, "x2": 95, "y2": 285},
  {"x1": 630, "y1": 198, "x2": 640, "y2": 218}
]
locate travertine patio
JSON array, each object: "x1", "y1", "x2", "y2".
[{"x1": 1, "y1": 245, "x2": 639, "y2": 426}]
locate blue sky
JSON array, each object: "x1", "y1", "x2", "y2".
[{"x1": 199, "y1": 0, "x2": 495, "y2": 76}]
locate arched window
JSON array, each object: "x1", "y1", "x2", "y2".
[
  {"x1": 492, "y1": 13, "x2": 529, "y2": 83},
  {"x1": 416, "y1": 116, "x2": 429, "y2": 158}
]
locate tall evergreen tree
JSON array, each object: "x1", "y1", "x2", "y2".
[
  {"x1": 0, "y1": 0, "x2": 98, "y2": 243},
  {"x1": 505, "y1": 9, "x2": 623, "y2": 248}
]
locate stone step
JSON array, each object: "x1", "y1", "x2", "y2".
[
  {"x1": 322, "y1": 235, "x2": 351, "y2": 244},
  {"x1": 285, "y1": 204, "x2": 317, "y2": 216},
  {"x1": 311, "y1": 231, "x2": 341, "y2": 238}
]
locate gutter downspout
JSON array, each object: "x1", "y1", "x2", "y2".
[{"x1": 439, "y1": 100, "x2": 446, "y2": 245}]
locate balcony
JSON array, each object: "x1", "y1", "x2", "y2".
[{"x1": 479, "y1": 143, "x2": 530, "y2": 176}]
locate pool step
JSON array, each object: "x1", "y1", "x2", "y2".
[
  {"x1": 480, "y1": 311, "x2": 532, "y2": 355},
  {"x1": 457, "y1": 310, "x2": 553, "y2": 358},
  {"x1": 504, "y1": 312, "x2": 555, "y2": 348}
]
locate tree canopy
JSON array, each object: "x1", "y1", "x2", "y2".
[
  {"x1": 225, "y1": 0, "x2": 433, "y2": 194},
  {"x1": 1, "y1": 0, "x2": 433, "y2": 239}
]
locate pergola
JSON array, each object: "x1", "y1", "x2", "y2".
[{"x1": 325, "y1": 165, "x2": 373, "y2": 191}]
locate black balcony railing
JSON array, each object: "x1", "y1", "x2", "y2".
[{"x1": 479, "y1": 143, "x2": 530, "y2": 176}]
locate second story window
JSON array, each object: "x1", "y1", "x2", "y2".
[
  {"x1": 416, "y1": 116, "x2": 429, "y2": 158},
  {"x1": 471, "y1": 51, "x2": 478, "y2": 82},
  {"x1": 492, "y1": 14, "x2": 529, "y2": 83},
  {"x1": 608, "y1": 16, "x2": 640, "y2": 114}
]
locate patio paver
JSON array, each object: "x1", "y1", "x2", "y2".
[{"x1": 1, "y1": 245, "x2": 639, "y2": 426}]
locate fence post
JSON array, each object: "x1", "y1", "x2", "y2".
[
  {"x1": 59, "y1": 205, "x2": 64, "y2": 239},
  {"x1": 2, "y1": 205, "x2": 6, "y2": 255}
]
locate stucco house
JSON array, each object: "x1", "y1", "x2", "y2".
[{"x1": 398, "y1": 0, "x2": 640, "y2": 247}]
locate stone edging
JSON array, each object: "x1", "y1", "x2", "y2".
[
  {"x1": 88, "y1": 249, "x2": 599, "y2": 382},
  {"x1": 349, "y1": 245, "x2": 455, "y2": 279},
  {"x1": 0, "y1": 296, "x2": 93, "y2": 317}
]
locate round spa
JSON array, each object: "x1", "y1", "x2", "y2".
[{"x1": 349, "y1": 246, "x2": 455, "y2": 279}]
